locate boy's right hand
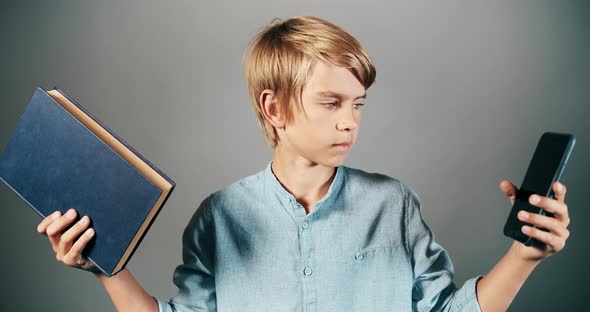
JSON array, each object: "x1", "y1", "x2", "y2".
[{"x1": 37, "y1": 208, "x2": 99, "y2": 273}]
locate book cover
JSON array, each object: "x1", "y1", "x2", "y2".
[{"x1": 0, "y1": 87, "x2": 175, "y2": 276}]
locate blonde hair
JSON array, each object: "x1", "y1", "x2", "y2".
[{"x1": 244, "y1": 16, "x2": 376, "y2": 149}]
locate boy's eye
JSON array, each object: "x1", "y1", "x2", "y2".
[
  {"x1": 321, "y1": 102, "x2": 365, "y2": 110},
  {"x1": 323, "y1": 102, "x2": 337, "y2": 109}
]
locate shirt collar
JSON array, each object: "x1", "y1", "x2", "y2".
[{"x1": 264, "y1": 160, "x2": 345, "y2": 213}]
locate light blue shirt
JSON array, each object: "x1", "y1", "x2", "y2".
[{"x1": 157, "y1": 161, "x2": 483, "y2": 311}]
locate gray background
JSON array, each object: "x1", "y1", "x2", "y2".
[{"x1": 1, "y1": 1, "x2": 588, "y2": 311}]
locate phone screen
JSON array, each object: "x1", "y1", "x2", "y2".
[{"x1": 503, "y1": 132, "x2": 575, "y2": 247}]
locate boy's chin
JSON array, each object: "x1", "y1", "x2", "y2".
[{"x1": 315, "y1": 156, "x2": 347, "y2": 168}]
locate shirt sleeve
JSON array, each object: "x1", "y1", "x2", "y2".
[
  {"x1": 402, "y1": 182, "x2": 484, "y2": 312},
  {"x1": 157, "y1": 193, "x2": 217, "y2": 312}
]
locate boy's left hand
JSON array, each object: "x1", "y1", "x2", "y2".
[{"x1": 499, "y1": 180, "x2": 571, "y2": 262}]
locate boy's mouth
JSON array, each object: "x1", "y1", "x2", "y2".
[{"x1": 332, "y1": 142, "x2": 352, "y2": 150}]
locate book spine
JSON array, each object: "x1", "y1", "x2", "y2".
[{"x1": 52, "y1": 87, "x2": 176, "y2": 187}]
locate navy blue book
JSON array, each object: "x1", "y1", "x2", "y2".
[{"x1": 0, "y1": 87, "x2": 175, "y2": 277}]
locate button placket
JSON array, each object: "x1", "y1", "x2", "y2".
[{"x1": 298, "y1": 214, "x2": 317, "y2": 309}]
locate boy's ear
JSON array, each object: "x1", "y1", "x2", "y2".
[{"x1": 259, "y1": 89, "x2": 285, "y2": 129}]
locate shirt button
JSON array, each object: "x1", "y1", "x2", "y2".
[
  {"x1": 302, "y1": 222, "x2": 309, "y2": 229},
  {"x1": 355, "y1": 253, "x2": 364, "y2": 260},
  {"x1": 303, "y1": 267, "x2": 313, "y2": 276}
]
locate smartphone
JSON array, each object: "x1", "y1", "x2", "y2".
[{"x1": 503, "y1": 132, "x2": 575, "y2": 247}]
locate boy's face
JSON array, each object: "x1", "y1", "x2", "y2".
[{"x1": 279, "y1": 61, "x2": 366, "y2": 168}]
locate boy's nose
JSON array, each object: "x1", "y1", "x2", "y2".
[{"x1": 336, "y1": 112, "x2": 359, "y2": 131}]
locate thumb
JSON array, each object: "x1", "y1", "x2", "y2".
[{"x1": 499, "y1": 180, "x2": 518, "y2": 205}]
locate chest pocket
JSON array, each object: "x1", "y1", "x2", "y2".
[
  {"x1": 343, "y1": 244, "x2": 409, "y2": 266},
  {"x1": 327, "y1": 244, "x2": 412, "y2": 285},
  {"x1": 320, "y1": 244, "x2": 413, "y2": 311}
]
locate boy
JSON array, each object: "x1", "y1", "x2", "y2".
[{"x1": 37, "y1": 16, "x2": 571, "y2": 311}]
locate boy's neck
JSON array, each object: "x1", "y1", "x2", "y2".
[{"x1": 271, "y1": 153, "x2": 337, "y2": 214}]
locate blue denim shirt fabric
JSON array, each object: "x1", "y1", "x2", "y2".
[{"x1": 157, "y1": 161, "x2": 483, "y2": 311}]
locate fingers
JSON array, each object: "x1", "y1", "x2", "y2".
[
  {"x1": 552, "y1": 181, "x2": 567, "y2": 203},
  {"x1": 61, "y1": 228, "x2": 95, "y2": 267},
  {"x1": 58, "y1": 216, "x2": 91, "y2": 257},
  {"x1": 518, "y1": 210, "x2": 569, "y2": 239},
  {"x1": 499, "y1": 180, "x2": 518, "y2": 204},
  {"x1": 37, "y1": 208, "x2": 96, "y2": 271},
  {"x1": 528, "y1": 193, "x2": 570, "y2": 226},
  {"x1": 37, "y1": 211, "x2": 62, "y2": 234},
  {"x1": 46, "y1": 209, "x2": 78, "y2": 251},
  {"x1": 521, "y1": 224, "x2": 567, "y2": 252},
  {"x1": 499, "y1": 180, "x2": 518, "y2": 195}
]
